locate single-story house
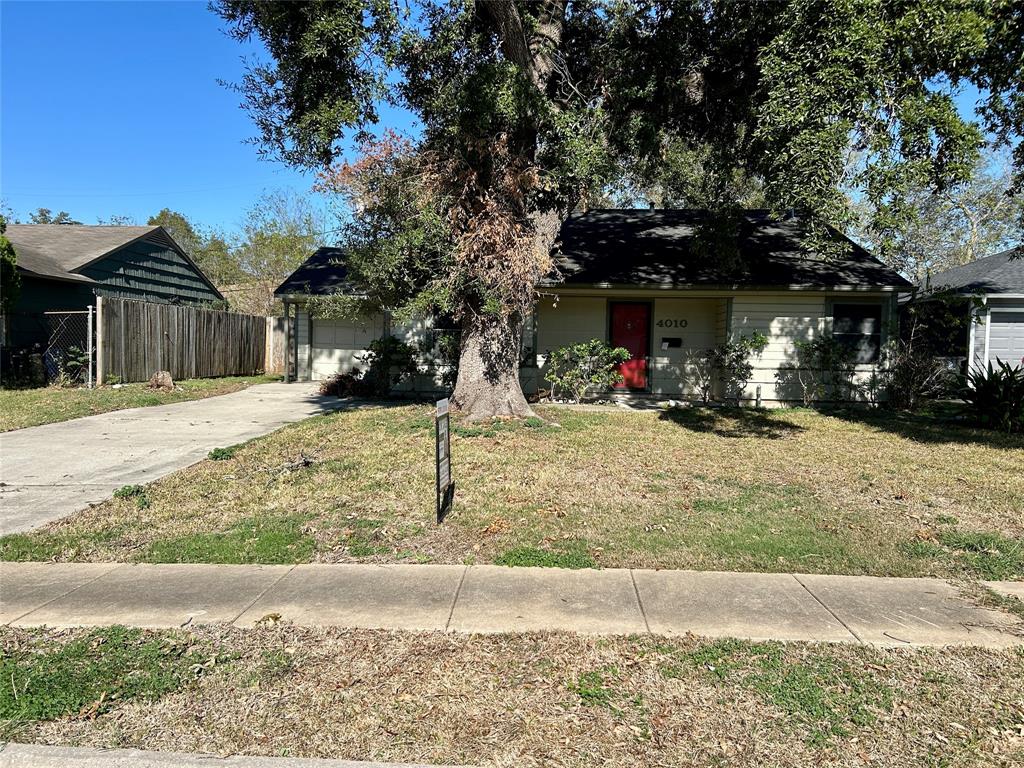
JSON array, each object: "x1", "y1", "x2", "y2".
[
  {"x1": 925, "y1": 247, "x2": 1024, "y2": 372},
  {"x1": 274, "y1": 209, "x2": 913, "y2": 405},
  {"x1": 3, "y1": 224, "x2": 224, "y2": 348}
]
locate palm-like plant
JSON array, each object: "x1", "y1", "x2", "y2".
[{"x1": 962, "y1": 361, "x2": 1024, "y2": 433}]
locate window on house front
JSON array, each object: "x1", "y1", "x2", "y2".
[{"x1": 832, "y1": 303, "x2": 883, "y2": 364}]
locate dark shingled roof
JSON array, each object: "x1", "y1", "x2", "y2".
[
  {"x1": 275, "y1": 247, "x2": 357, "y2": 297},
  {"x1": 275, "y1": 209, "x2": 913, "y2": 297},
  {"x1": 926, "y1": 247, "x2": 1024, "y2": 295},
  {"x1": 549, "y1": 209, "x2": 912, "y2": 289}
]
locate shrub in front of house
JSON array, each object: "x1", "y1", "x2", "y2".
[
  {"x1": 544, "y1": 340, "x2": 631, "y2": 403},
  {"x1": 703, "y1": 332, "x2": 769, "y2": 404},
  {"x1": 777, "y1": 336, "x2": 858, "y2": 406},
  {"x1": 962, "y1": 361, "x2": 1024, "y2": 433}
]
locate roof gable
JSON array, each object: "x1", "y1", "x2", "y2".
[{"x1": 275, "y1": 247, "x2": 354, "y2": 297}]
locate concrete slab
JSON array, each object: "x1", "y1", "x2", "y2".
[
  {"x1": 0, "y1": 562, "x2": 123, "y2": 623},
  {"x1": 0, "y1": 383, "x2": 354, "y2": 534},
  {"x1": 984, "y1": 580, "x2": 1024, "y2": 602},
  {"x1": 0, "y1": 743, "x2": 468, "y2": 768},
  {"x1": 449, "y1": 565, "x2": 645, "y2": 634},
  {"x1": 234, "y1": 564, "x2": 465, "y2": 631},
  {"x1": 12, "y1": 563, "x2": 291, "y2": 628},
  {"x1": 796, "y1": 574, "x2": 1024, "y2": 648},
  {"x1": 634, "y1": 569, "x2": 856, "y2": 643}
]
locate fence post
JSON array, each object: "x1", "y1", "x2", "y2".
[
  {"x1": 95, "y1": 297, "x2": 104, "y2": 386},
  {"x1": 86, "y1": 305, "x2": 94, "y2": 389}
]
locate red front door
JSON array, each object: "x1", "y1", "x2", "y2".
[{"x1": 609, "y1": 302, "x2": 650, "y2": 390}]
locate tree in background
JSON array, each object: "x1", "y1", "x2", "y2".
[
  {"x1": 217, "y1": 0, "x2": 1023, "y2": 420},
  {"x1": 233, "y1": 190, "x2": 323, "y2": 316},
  {"x1": 27, "y1": 208, "x2": 81, "y2": 225},
  {"x1": 854, "y1": 150, "x2": 1023, "y2": 283},
  {"x1": 0, "y1": 216, "x2": 20, "y2": 318},
  {"x1": 147, "y1": 209, "x2": 242, "y2": 288}
]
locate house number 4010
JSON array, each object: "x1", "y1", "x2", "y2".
[{"x1": 656, "y1": 319, "x2": 688, "y2": 328}]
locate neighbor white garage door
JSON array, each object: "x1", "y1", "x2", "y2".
[{"x1": 989, "y1": 311, "x2": 1024, "y2": 369}]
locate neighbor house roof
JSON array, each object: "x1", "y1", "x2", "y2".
[
  {"x1": 7, "y1": 225, "x2": 159, "y2": 273},
  {"x1": 6, "y1": 224, "x2": 224, "y2": 298},
  {"x1": 925, "y1": 247, "x2": 1024, "y2": 295},
  {"x1": 274, "y1": 247, "x2": 357, "y2": 297},
  {"x1": 275, "y1": 209, "x2": 912, "y2": 298},
  {"x1": 549, "y1": 209, "x2": 913, "y2": 290}
]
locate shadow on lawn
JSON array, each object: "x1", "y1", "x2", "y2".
[
  {"x1": 658, "y1": 407, "x2": 805, "y2": 439},
  {"x1": 823, "y1": 407, "x2": 1024, "y2": 449}
]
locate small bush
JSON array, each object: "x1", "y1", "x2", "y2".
[
  {"x1": 544, "y1": 339, "x2": 630, "y2": 403},
  {"x1": 778, "y1": 336, "x2": 858, "y2": 406},
  {"x1": 208, "y1": 445, "x2": 239, "y2": 461},
  {"x1": 113, "y1": 485, "x2": 145, "y2": 500},
  {"x1": 356, "y1": 336, "x2": 418, "y2": 396},
  {"x1": 883, "y1": 339, "x2": 956, "y2": 410},
  {"x1": 700, "y1": 332, "x2": 769, "y2": 403},
  {"x1": 961, "y1": 361, "x2": 1024, "y2": 433}
]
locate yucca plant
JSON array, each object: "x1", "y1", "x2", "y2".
[{"x1": 962, "y1": 361, "x2": 1024, "y2": 433}]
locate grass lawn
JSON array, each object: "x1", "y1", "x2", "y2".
[
  {"x1": 3, "y1": 625, "x2": 1022, "y2": 766},
  {"x1": 1, "y1": 403, "x2": 1022, "y2": 579},
  {"x1": 0, "y1": 375, "x2": 281, "y2": 431}
]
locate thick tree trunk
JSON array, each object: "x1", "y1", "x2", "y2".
[{"x1": 451, "y1": 309, "x2": 534, "y2": 421}]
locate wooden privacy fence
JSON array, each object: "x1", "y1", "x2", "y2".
[{"x1": 97, "y1": 297, "x2": 268, "y2": 383}]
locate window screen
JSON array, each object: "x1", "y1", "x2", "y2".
[{"x1": 833, "y1": 303, "x2": 882, "y2": 364}]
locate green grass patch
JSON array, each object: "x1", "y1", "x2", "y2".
[
  {"x1": 0, "y1": 626, "x2": 207, "y2": 732},
  {"x1": 903, "y1": 529, "x2": 1023, "y2": 579},
  {"x1": 0, "y1": 375, "x2": 280, "y2": 432},
  {"x1": 495, "y1": 540, "x2": 595, "y2": 569},
  {"x1": 208, "y1": 445, "x2": 241, "y2": 461},
  {"x1": 141, "y1": 515, "x2": 315, "y2": 564},
  {"x1": 568, "y1": 668, "x2": 617, "y2": 708},
  {"x1": 666, "y1": 639, "x2": 893, "y2": 746},
  {"x1": 0, "y1": 527, "x2": 127, "y2": 562}
]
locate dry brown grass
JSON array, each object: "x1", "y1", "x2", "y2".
[
  {"x1": 6, "y1": 625, "x2": 1024, "y2": 767},
  {"x1": 3, "y1": 404, "x2": 1022, "y2": 578}
]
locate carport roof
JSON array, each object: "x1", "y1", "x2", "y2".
[{"x1": 926, "y1": 247, "x2": 1024, "y2": 295}]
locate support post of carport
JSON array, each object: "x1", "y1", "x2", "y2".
[{"x1": 283, "y1": 298, "x2": 292, "y2": 382}]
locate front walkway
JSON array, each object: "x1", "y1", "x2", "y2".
[
  {"x1": 2, "y1": 562, "x2": 1021, "y2": 649},
  {"x1": 0, "y1": 383, "x2": 353, "y2": 535}
]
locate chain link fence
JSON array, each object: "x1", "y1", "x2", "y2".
[{"x1": 1, "y1": 308, "x2": 94, "y2": 387}]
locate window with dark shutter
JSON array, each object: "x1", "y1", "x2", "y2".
[{"x1": 832, "y1": 303, "x2": 882, "y2": 363}]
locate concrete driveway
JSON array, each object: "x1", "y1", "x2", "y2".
[{"x1": 0, "y1": 383, "x2": 351, "y2": 535}]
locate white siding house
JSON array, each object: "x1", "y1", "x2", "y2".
[
  {"x1": 926, "y1": 249, "x2": 1024, "y2": 373},
  {"x1": 276, "y1": 210, "x2": 913, "y2": 406}
]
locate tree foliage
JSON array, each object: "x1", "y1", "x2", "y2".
[
  {"x1": 28, "y1": 208, "x2": 81, "y2": 225},
  {"x1": 0, "y1": 216, "x2": 20, "y2": 316},
  {"x1": 216, "y1": 0, "x2": 1024, "y2": 417}
]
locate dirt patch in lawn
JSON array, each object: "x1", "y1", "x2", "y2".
[
  {"x1": 5, "y1": 625, "x2": 1023, "y2": 767},
  {"x1": 2, "y1": 404, "x2": 1022, "y2": 578}
]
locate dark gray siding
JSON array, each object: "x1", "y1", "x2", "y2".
[
  {"x1": 79, "y1": 236, "x2": 220, "y2": 305},
  {"x1": 8, "y1": 275, "x2": 97, "y2": 347}
]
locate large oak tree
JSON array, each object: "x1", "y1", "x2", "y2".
[{"x1": 216, "y1": 0, "x2": 1022, "y2": 420}]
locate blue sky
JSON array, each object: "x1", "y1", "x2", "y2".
[
  {"x1": 0, "y1": 0, "x2": 413, "y2": 236},
  {"x1": 0, "y1": 1, "x2": 998, "y2": 238}
]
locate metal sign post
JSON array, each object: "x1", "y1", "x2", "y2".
[{"x1": 435, "y1": 398, "x2": 454, "y2": 523}]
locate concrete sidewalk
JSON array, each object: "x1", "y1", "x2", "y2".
[
  {"x1": 0, "y1": 743, "x2": 464, "y2": 768},
  {"x1": 2, "y1": 562, "x2": 1021, "y2": 648},
  {"x1": 0, "y1": 383, "x2": 355, "y2": 535}
]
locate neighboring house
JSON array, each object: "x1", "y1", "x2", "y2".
[
  {"x1": 275, "y1": 209, "x2": 913, "y2": 405},
  {"x1": 4, "y1": 224, "x2": 223, "y2": 348},
  {"x1": 925, "y1": 247, "x2": 1024, "y2": 372}
]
